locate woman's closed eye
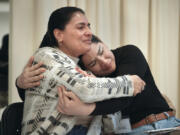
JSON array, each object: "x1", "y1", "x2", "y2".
[
  {"x1": 77, "y1": 25, "x2": 84, "y2": 30},
  {"x1": 88, "y1": 60, "x2": 96, "y2": 68}
]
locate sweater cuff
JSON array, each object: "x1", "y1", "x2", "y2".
[
  {"x1": 15, "y1": 78, "x2": 25, "y2": 101},
  {"x1": 125, "y1": 75, "x2": 134, "y2": 96}
]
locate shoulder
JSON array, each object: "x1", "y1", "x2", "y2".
[
  {"x1": 121, "y1": 45, "x2": 141, "y2": 52},
  {"x1": 112, "y1": 45, "x2": 146, "y2": 64},
  {"x1": 34, "y1": 47, "x2": 57, "y2": 61},
  {"x1": 34, "y1": 47, "x2": 68, "y2": 59},
  {"x1": 34, "y1": 47, "x2": 59, "y2": 55},
  {"x1": 121, "y1": 45, "x2": 143, "y2": 56},
  {"x1": 112, "y1": 45, "x2": 142, "y2": 55},
  {"x1": 33, "y1": 47, "x2": 57, "y2": 65},
  {"x1": 33, "y1": 47, "x2": 74, "y2": 66}
]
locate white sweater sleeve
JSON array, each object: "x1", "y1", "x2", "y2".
[{"x1": 33, "y1": 47, "x2": 134, "y2": 103}]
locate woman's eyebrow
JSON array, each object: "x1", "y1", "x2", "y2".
[{"x1": 76, "y1": 22, "x2": 91, "y2": 27}]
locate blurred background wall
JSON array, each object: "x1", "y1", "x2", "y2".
[
  {"x1": 0, "y1": 1, "x2": 9, "y2": 48},
  {"x1": 2, "y1": 0, "x2": 179, "y2": 117}
]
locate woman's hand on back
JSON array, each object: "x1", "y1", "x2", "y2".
[{"x1": 17, "y1": 56, "x2": 46, "y2": 89}]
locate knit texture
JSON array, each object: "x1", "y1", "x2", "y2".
[{"x1": 21, "y1": 47, "x2": 134, "y2": 135}]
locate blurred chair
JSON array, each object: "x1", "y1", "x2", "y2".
[
  {"x1": 0, "y1": 34, "x2": 9, "y2": 108},
  {"x1": 1, "y1": 102, "x2": 24, "y2": 135}
]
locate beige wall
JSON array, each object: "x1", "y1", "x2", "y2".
[
  {"x1": 9, "y1": 0, "x2": 180, "y2": 118},
  {"x1": 9, "y1": 0, "x2": 35, "y2": 103},
  {"x1": 0, "y1": 2, "x2": 9, "y2": 48}
]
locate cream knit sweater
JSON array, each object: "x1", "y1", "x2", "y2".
[{"x1": 21, "y1": 47, "x2": 134, "y2": 135}]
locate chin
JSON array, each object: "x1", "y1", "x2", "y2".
[
  {"x1": 85, "y1": 46, "x2": 91, "y2": 51},
  {"x1": 97, "y1": 72, "x2": 111, "y2": 77}
]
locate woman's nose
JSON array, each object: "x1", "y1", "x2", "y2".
[
  {"x1": 85, "y1": 27, "x2": 92, "y2": 36},
  {"x1": 97, "y1": 57, "x2": 109, "y2": 67}
]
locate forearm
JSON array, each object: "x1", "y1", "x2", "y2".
[
  {"x1": 34, "y1": 47, "x2": 134, "y2": 103},
  {"x1": 78, "y1": 103, "x2": 96, "y2": 116},
  {"x1": 91, "y1": 97, "x2": 133, "y2": 115},
  {"x1": 55, "y1": 72, "x2": 134, "y2": 103},
  {"x1": 81, "y1": 76, "x2": 134, "y2": 103}
]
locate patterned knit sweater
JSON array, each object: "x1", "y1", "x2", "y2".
[{"x1": 21, "y1": 47, "x2": 134, "y2": 135}]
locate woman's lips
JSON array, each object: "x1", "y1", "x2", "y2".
[{"x1": 84, "y1": 40, "x2": 92, "y2": 44}]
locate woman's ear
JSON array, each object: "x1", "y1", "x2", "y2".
[{"x1": 53, "y1": 29, "x2": 63, "y2": 43}]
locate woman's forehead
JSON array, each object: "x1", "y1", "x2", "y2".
[{"x1": 69, "y1": 12, "x2": 89, "y2": 24}]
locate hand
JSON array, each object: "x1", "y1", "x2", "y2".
[
  {"x1": 75, "y1": 67, "x2": 96, "y2": 77},
  {"x1": 17, "y1": 56, "x2": 46, "y2": 89},
  {"x1": 130, "y1": 75, "x2": 146, "y2": 96},
  {"x1": 57, "y1": 85, "x2": 95, "y2": 116}
]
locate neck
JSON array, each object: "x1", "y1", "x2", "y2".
[{"x1": 58, "y1": 45, "x2": 79, "y2": 58}]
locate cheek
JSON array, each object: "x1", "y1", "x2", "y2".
[
  {"x1": 107, "y1": 53, "x2": 113, "y2": 59},
  {"x1": 68, "y1": 30, "x2": 80, "y2": 41},
  {"x1": 73, "y1": 30, "x2": 83, "y2": 38},
  {"x1": 91, "y1": 66, "x2": 101, "y2": 73}
]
